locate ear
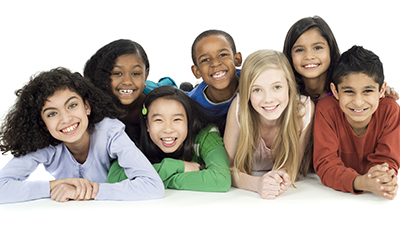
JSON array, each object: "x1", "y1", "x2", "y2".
[
  {"x1": 146, "y1": 118, "x2": 150, "y2": 133},
  {"x1": 191, "y1": 65, "x2": 202, "y2": 79},
  {"x1": 85, "y1": 100, "x2": 91, "y2": 115},
  {"x1": 379, "y1": 82, "x2": 387, "y2": 98},
  {"x1": 330, "y1": 82, "x2": 339, "y2": 100},
  {"x1": 234, "y1": 52, "x2": 242, "y2": 67}
]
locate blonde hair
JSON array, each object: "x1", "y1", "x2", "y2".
[{"x1": 234, "y1": 49, "x2": 304, "y2": 183}]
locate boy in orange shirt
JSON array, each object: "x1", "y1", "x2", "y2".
[{"x1": 313, "y1": 45, "x2": 399, "y2": 199}]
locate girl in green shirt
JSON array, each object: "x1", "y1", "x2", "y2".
[{"x1": 108, "y1": 86, "x2": 231, "y2": 192}]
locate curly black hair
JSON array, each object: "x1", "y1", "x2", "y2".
[
  {"x1": 0, "y1": 67, "x2": 121, "y2": 157},
  {"x1": 83, "y1": 39, "x2": 150, "y2": 105}
]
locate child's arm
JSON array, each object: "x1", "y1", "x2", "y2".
[
  {"x1": 97, "y1": 122, "x2": 164, "y2": 201},
  {"x1": 158, "y1": 130, "x2": 231, "y2": 192},
  {"x1": 50, "y1": 178, "x2": 98, "y2": 202}
]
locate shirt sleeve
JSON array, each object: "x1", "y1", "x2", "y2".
[
  {"x1": 95, "y1": 120, "x2": 164, "y2": 201},
  {"x1": 366, "y1": 99, "x2": 400, "y2": 173},
  {"x1": 0, "y1": 149, "x2": 53, "y2": 204},
  {"x1": 313, "y1": 100, "x2": 360, "y2": 194},
  {"x1": 161, "y1": 126, "x2": 231, "y2": 192}
]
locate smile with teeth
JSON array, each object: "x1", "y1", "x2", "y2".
[
  {"x1": 61, "y1": 123, "x2": 79, "y2": 133},
  {"x1": 161, "y1": 137, "x2": 177, "y2": 146},
  {"x1": 211, "y1": 71, "x2": 227, "y2": 79},
  {"x1": 303, "y1": 64, "x2": 319, "y2": 69},
  {"x1": 350, "y1": 107, "x2": 368, "y2": 113},
  {"x1": 118, "y1": 89, "x2": 134, "y2": 95},
  {"x1": 262, "y1": 105, "x2": 279, "y2": 111}
]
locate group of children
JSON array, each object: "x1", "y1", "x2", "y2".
[{"x1": 0, "y1": 16, "x2": 398, "y2": 204}]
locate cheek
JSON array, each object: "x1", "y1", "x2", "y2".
[{"x1": 291, "y1": 54, "x2": 302, "y2": 70}]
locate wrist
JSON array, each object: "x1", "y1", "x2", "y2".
[{"x1": 353, "y1": 175, "x2": 368, "y2": 193}]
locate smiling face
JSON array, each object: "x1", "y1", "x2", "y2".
[
  {"x1": 331, "y1": 73, "x2": 386, "y2": 133},
  {"x1": 291, "y1": 28, "x2": 331, "y2": 81},
  {"x1": 109, "y1": 53, "x2": 148, "y2": 105},
  {"x1": 41, "y1": 88, "x2": 91, "y2": 148},
  {"x1": 146, "y1": 98, "x2": 188, "y2": 154},
  {"x1": 191, "y1": 35, "x2": 242, "y2": 92},
  {"x1": 250, "y1": 69, "x2": 289, "y2": 124}
]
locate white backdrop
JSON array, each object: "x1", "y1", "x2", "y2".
[{"x1": 0, "y1": 1, "x2": 399, "y2": 249}]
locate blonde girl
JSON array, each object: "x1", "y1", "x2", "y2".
[{"x1": 224, "y1": 49, "x2": 314, "y2": 199}]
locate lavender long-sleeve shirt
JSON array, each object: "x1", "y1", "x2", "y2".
[{"x1": 0, "y1": 117, "x2": 164, "y2": 204}]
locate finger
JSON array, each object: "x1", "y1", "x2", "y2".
[
  {"x1": 83, "y1": 179, "x2": 93, "y2": 200},
  {"x1": 266, "y1": 171, "x2": 284, "y2": 184},
  {"x1": 91, "y1": 182, "x2": 99, "y2": 199}
]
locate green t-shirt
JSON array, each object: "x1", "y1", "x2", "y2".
[{"x1": 107, "y1": 125, "x2": 231, "y2": 192}]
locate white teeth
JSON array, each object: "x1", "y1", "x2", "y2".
[
  {"x1": 61, "y1": 123, "x2": 78, "y2": 133},
  {"x1": 353, "y1": 108, "x2": 365, "y2": 113},
  {"x1": 161, "y1": 138, "x2": 175, "y2": 144},
  {"x1": 263, "y1": 105, "x2": 277, "y2": 111},
  {"x1": 304, "y1": 64, "x2": 318, "y2": 68},
  {"x1": 211, "y1": 71, "x2": 227, "y2": 79},
  {"x1": 119, "y1": 89, "x2": 133, "y2": 94}
]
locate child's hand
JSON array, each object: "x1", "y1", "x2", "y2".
[
  {"x1": 257, "y1": 171, "x2": 286, "y2": 199},
  {"x1": 50, "y1": 183, "x2": 77, "y2": 202},
  {"x1": 276, "y1": 170, "x2": 291, "y2": 196},
  {"x1": 50, "y1": 178, "x2": 98, "y2": 201},
  {"x1": 183, "y1": 161, "x2": 201, "y2": 172},
  {"x1": 384, "y1": 86, "x2": 399, "y2": 100},
  {"x1": 354, "y1": 163, "x2": 398, "y2": 199}
]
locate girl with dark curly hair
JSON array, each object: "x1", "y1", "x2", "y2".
[
  {"x1": 84, "y1": 39, "x2": 177, "y2": 144},
  {"x1": 0, "y1": 67, "x2": 163, "y2": 204}
]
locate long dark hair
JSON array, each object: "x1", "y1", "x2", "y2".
[
  {"x1": 83, "y1": 39, "x2": 149, "y2": 105},
  {"x1": 0, "y1": 67, "x2": 121, "y2": 157},
  {"x1": 140, "y1": 86, "x2": 215, "y2": 164},
  {"x1": 283, "y1": 16, "x2": 340, "y2": 98}
]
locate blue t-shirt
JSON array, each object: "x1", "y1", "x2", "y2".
[{"x1": 187, "y1": 69, "x2": 241, "y2": 116}]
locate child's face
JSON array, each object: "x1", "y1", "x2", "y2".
[
  {"x1": 250, "y1": 69, "x2": 289, "y2": 124},
  {"x1": 146, "y1": 98, "x2": 188, "y2": 154},
  {"x1": 291, "y1": 29, "x2": 330, "y2": 81},
  {"x1": 191, "y1": 35, "x2": 242, "y2": 91},
  {"x1": 331, "y1": 73, "x2": 386, "y2": 130},
  {"x1": 109, "y1": 53, "x2": 148, "y2": 105},
  {"x1": 41, "y1": 88, "x2": 91, "y2": 147}
]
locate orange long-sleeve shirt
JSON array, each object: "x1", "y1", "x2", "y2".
[{"x1": 313, "y1": 96, "x2": 400, "y2": 194}]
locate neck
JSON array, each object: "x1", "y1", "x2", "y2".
[
  {"x1": 65, "y1": 132, "x2": 90, "y2": 164},
  {"x1": 205, "y1": 79, "x2": 238, "y2": 103},
  {"x1": 302, "y1": 72, "x2": 328, "y2": 99}
]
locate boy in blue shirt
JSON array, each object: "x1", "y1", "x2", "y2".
[{"x1": 188, "y1": 30, "x2": 242, "y2": 117}]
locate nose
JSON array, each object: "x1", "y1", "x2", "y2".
[
  {"x1": 60, "y1": 111, "x2": 73, "y2": 123},
  {"x1": 163, "y1": 121, "x2": 174, "y2": 133},
  {"x1": 304, "y1": 50, "x2": 315, "y2": 60},
  {"x1": 210, "y1": 57, "x2": 222, "y2": 67},
  {"x1": 263, "y1": 90, "x2": 274, "y2": 103},
  {"x1": 353, "y1": 94, "x2": 365, "y2": 106},
  {"x1": 122, "y1": 73, "x2": 133, "y2": 85}
]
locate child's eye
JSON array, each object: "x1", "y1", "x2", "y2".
[
  {"x1": 46, "y1": 112, "x2": 57, "y2": 118},
  {"x1": 344, "y1": 90, "x2": 354, "y2": 94},
  {"x1": 273, "y1": 85, "x2": 282, "y2": 90},
  {"x1": 219, "y1": 53, "x2": 228, "y2": 58},
  {"x1": 293, "y1": 48, "x2": 304, "y2": 53},
  {"x1": 314, "y1": 46, "x2": 323, "y2": 51},
  {"x1": 111, "y1": 72, "x2": 122, "y2": 76},
  {"x1": 200, "y1": 58, "x2": 209, "y2": 63},
  {"x1": 68, "y1": 103, "x2": 77, "y2": 109},
  {"x1": 252, "y1": 88, "x2": 261, "y2": 93},
  {"x1": 363, "y1": 89, "x2": 374, "y2": 94},
  {"x1": 132, "y1": 72, "x2": 141, "y2": 76}
]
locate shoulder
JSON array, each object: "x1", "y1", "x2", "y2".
[
  {"x1": 93, "y1": 118, "x2": 126, "y2": 138},
  {"x1": 315, "y1": 96, "x2": 340, "y2": 114},
  {"x1": 187, "y1": 81, "x2": 207, "y2": 99},
  {"x1": 377, "y1": 97, "x2": 400, "y2": 119}
]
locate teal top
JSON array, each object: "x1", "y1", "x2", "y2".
[{"x1": 107, "y1": 125, "x2": 231, "y2": 192}]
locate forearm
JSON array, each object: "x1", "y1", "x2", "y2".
[{"x1": 231, "y1": 167, "x2": 259, "y2": 193}]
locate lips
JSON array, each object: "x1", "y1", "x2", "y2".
[
  {"x1": 161, "y1": 137, "x2": 177, "y2": 147},
  {"x1": 303, "y1": 63, "x2": 320, "y2": 69},
  {"x1": 211, "y1": 70, "x2": 227, "y2": 80},
  {"x1": 60, "y1": 122, "x2": 79, "y2": 134},
  {"x1": 118, "y1": 89, "x2": 135, "y2": 95},
  {"x1": 350, "y1": 107, "x2": 369, "y2": 113},
  {"x1": 262, "y1": 105, "x2": 279, "y2": 112}
]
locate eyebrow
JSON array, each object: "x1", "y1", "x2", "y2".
[
  {"x1": 340, "y1": 85, "x2": 376, "y2": 90},
  {"x1": 151, "y1": 113, "x2": 186, "y2": 118},
  {"x1": 292, "y1": 41, "x2": 326, "y2": 50},
  {"x1": 113, "y1": 64, "x2": 143, "y2": 70},
  {"x1": 197, "y1": 48, "x2": 230, "y2": 61},
  {"x1": 42, "y1": 96, "x2": 79, "y2": 114}
]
